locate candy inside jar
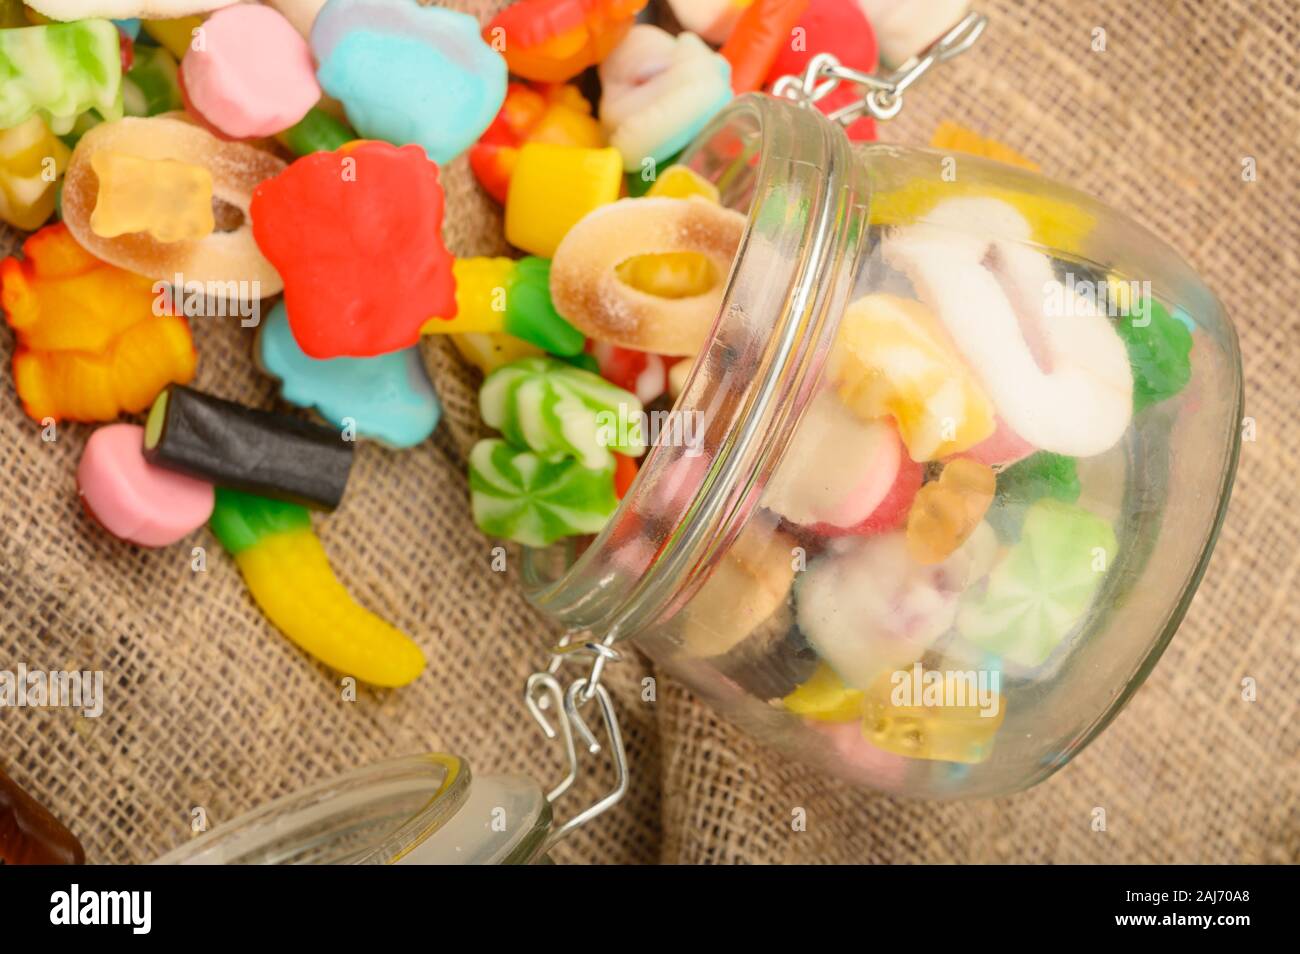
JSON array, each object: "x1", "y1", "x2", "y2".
[{"x1": 523, "y1": 94, "x2": 1241, "y2": 798}]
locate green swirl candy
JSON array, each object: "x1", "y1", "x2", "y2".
[
  {"x1": 479, "y1": 357, "x2": 645, "y2": 470},
  {"x1": 0, "y1": 20, "x2": 124, "y2": 135},
  {"x1": 470, "y1": 439, "x2": 617, "y2": 547}
]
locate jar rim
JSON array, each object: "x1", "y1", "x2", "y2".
[{"x1": 523, "y1": 95, "x2": 868, "y2": 643}]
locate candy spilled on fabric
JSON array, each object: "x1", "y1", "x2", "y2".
[
  {"x1": 258, "y1": 302, "x2": 441, "y2": 449},
  {"x1": 469, "y1": 437, "x2": 618, "y2": 547},
  {"x1": 1, "y1": 223, "x2": 196, "y2": 422},
  {"x1": 0, "y1": 117, "x2": 70, "y2": 231},
  {"x1": 209, "y1": 488, "x2": 426, "y2": 687},
  {"x1": 78, "y1": 423, "x2": 214, "y2": 547},
  {"x1": 479, "y1": 356, "x2": 646, "y2": 470},
  {"x1": 143, "y1": 385, "x2": 354, "y2": 511},
  {"x1": 250, "y1": 140, "x2": 454, "y2": 358},
  {"x1": 485, "y1": 0, "x2": 647, "y2": 84},
  {"x1": 0, "y1": 19, "x2": 124, "y2": 135},
  {"x1": 312, "y1": 0, "x2": 506, "y2": 164}
]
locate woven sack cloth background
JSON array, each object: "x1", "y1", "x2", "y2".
[{"x1": 0, "y1": 0, "x2": 1295, "y2": 865}]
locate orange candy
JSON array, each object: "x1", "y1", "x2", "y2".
[
  {"x1": 1, "y1": 224, "x2": 196, "y2": 422},
  {"x1": 905, "y1": 458, "x2": 995, "y2": 565},
  {"x1": 485, "y1": 0, "x2": 647, "y2": 84}
]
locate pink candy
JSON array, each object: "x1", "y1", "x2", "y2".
[
  {"x1": 78, "y1": 424, "x2": 214, "y2": 548},
  {"x1": 181, "y1": 6, "x2": 320, "y2": 139}
]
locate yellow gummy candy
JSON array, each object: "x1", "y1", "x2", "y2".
[
  {"x1": 862, "y1": 667, "x2": 1007, "y2": 764},
  {"x1": 783, "y1": 664, "x2": 866, "y2": 723},
  {"x1": 830, "y1": 294, "x2": 995, "y2": 461},
  {"x1": 929, "y1": 120, "x2": 1040, "y2": 172},
  {"x1": 90, "y1": 152, "x2": 215, "y2": 243},
  {"x1": 646, "y1": 164, "x2": 720, "y2": 202},
  {"x1": 235, "y1": 528, "x2": 426, "y2": 688},
  {"x1": 448, "y1": 331, "x2": 543, "y2": 376},
  {"x1": 505, "y1": 143, "x2": 623, "y2": 258},
  {"x1": 0, "y1": 116, "x2": 70, "y2": 231},
  {"x1": 421, "y1": 257, "x2": 514, "y2": 335}
]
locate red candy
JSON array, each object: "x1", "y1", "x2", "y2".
[
  {"x1": 721, "y1": 0, "x2": 810, "y2": 94},
  {"x1": 486, "y1": 0, "x2": 648, "y2": 84},
  {"x1": 613, "y1": 451, "x2": 638, "y2": 499},
  {"x1": 587, "y1": 340, "x2": 676, "y2": 404},
  {"x1": 815, "y1": 449, "x2": 923, "y2": 537},
  {"x1": 767, "y1": 0, "x2": 879, "y2": 141},
  {"x1": 250, "y1": 141, "x2": 456, "y2": 359}
]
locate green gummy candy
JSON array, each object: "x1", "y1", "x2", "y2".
[
  {"x1": 279, "y1": 106, "x2": 356, "y2": 156},
  {"x1": 989, "y1": 452, "x2": 1081, "y2": 541},
  {"x1": 209, "y1": 488, "x2": 312, "y2": 555},
  {"x1": 121, "y1": 45, "x2": 182, "y2": 118},
  {"x1": 0, "y1": 20, "x2": 125, "y2": 134},
  {"x1": 479, "y1": 356, "x2": 645, "y2": 470},
  {"x1": 469, "y1": 438, "x2": 617, "y2": 547},
  {"x1": 504, "y1": 257, "x2": 585, "y2": 357},
  {"x1": 958, "y1": 499, "x2": 1118, "y2": 668},
  {"x1": 1115, "y1": 299, "x2": 1193, "y2": 412}
]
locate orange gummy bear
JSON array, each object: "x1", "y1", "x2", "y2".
[
  {"x1": 1, "y1": 224, "x2": 196, "y2": 422},
  {"x1": 906, "y1": 458, "x2": 996, "y2": 565}
]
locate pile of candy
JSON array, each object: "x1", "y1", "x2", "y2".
[{"x1": 0, "y1": 0, "x2": 1197, "y2": 785}]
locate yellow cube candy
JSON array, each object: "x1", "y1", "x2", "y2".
[
  {"x1": 421, "y1": 257, "x2": 516, "y2": 335},
  {"x1": 505, "y1": 143, "x2": 623, "y2": 259}
]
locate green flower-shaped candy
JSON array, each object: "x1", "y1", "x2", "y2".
[
  {"x1": 957, "y1": 498, "x2": 1118, "y2": 667},
  {"x1": 470, "y1": 439, "x2": 617, "y2": 547},
  {"x1": 1116, "y1": 298, "x2": 1193, "y2": 411},
  {"x1": 480, "y1": 356, "x2": 645, "y2": 470},
  {"x1": 0, "y1": 20, "x2": 124, "y2": 134}
]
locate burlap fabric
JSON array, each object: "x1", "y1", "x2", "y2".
[{"x1": 1, "y1": 1, "x2": 1295, "y2": 865}]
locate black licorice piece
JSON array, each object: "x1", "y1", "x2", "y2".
[{"x1": 143, "y1": 385, "x2": 353, "y2": 511}]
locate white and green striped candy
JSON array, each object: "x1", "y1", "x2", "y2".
[
  {"x1": 469, "y1": 439, "x2": 618, "y2": 547},
  {"x1": 479, "y1": 356, "x2": 646, "y2": 471},
  {"x1": 0, "y1": 20, "x2": 124, "y2": 135}
]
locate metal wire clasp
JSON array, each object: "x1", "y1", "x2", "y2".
[
  {"x1": 772, "y1": 10, "x2": 988, "y2": 125},
  {"x1": 524, "y1": 633, "x2": 629, "y2": 850}
]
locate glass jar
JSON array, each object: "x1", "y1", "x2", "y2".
[{"x1": 524, "y1": 94, "x2": 1242, "y2": 798}]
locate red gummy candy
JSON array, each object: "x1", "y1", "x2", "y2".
[{"x1": 250, "y1": 141, "x2": 456, "y2": 359}]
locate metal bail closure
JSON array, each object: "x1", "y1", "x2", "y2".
[
  {"x1": 524, "y1": 633, "x2": 629, "y2": 851},
  {"x1": 772, "y1": 10, "x2": 989, "y2": 125}
]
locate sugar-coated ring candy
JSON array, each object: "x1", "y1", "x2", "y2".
[
  {"x1": 312, "y1": 0, "x2": 507, "y2": 165},
  {"x1": 0, "y1": 20, "x2": 124, "y2": 135},
  {"x1": 599, "y1": 26, "x2": 733, "y2": 172},
  {"x1": 505, "y1": 142, "x2": 624, "y2": 259},
  {"x1": 257, "y1": 302, "x2": 441, "y2": 450},
  {"x1": 0, "y1": 116, "x2": 70, "y2": 231},
  {"x1": 830, "y1": 293, "x2": 996, "y2": 462},
  {"x1": 719, "y1": 0, "x2": 809, "y2": 94},
  {"x1": 62, "y1": 116, "x2": 285, "y2": 295},
  {"x1": 470, "y1": 438, "x2": 618, "y2": 547},
  {"x1": 179, "y1": 5, "x2": 320, "y2": 140},
  {"x1": 250, "y1": 140, "x2": 454, "y2": 359},
  {"x1": 905, "y1": 458, "x2": 995, "y2": 565},
  {"x1": 479, "y1": 356, "x2": 645, "y2": 470},
  {"x1": 78, "y1": 423, "x2": 214, "y2": 547},
  {"x1": 27, "y1": 0, "x2": 227, "y2": 19},
  {"x1": 1, "y1": 223, "x2": 196, "y2": 423},
  {"x1": 887, "y1": 198, "x2": 1133, "y2": 458},
  {"x1": 957, "y1": 498, "x2": 1117, "y2": 668},
  {"x1": 762, "y1": 389, "x2": 920, "y2": 535},
  {"x1": 209, "y1": 488, "x2": 426, "y2": 687},
  {"x1": 550, "y1": 197, "x2": 747, "y2": 357},
  {"x1": 470, "y1": 82, "x2": 606, "y2": 205},
  {"x1": 89, "y1": 151, "x2": 214, "y2": 243},
  {"x1": 485, "y1": 0, "x2": 647, "y2": 84}
]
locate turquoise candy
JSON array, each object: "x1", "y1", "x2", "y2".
[
  {"x1": 1116, "y1": 298, "x2": 1193, "y2": 412},
  {"x1": 470, "y1": 438, "x2": 617, "y2": 547},
  {"x1": 310, "y1": 0, "x2": 506, "y2": 165},
  {"x1": 957, "y1": 499, "x2": 1118, "y2": 668},
  {"x1": 479, "y1": 357, "x2": 646, "y2": 470},
  {"x1": 258, "y1": 302, "x2": 441, "y2": 449},
  {"x1": 113, "y1": 19, "x2": 142, "y2": 41},
  {"x1": 0, "y1": 20, "x2": 124, "y2": 134},
  {"x1": 504, "y1": 257, "x2": 585, "y2": 357}
]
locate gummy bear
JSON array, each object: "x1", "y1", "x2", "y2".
[
  {"x1": 479, "y1": 356, "x2": 646, "y2": 470},
  {"x1": 485, "y1": 0, "x2": 647, "y2": 84},
  {"x1": 906, "y1": 458, "x2": 996, "y2": 565},
  {"x1": 469, "y1": 437, "x2": 618, "y2": 547},
  {"x1": 1, "y1": 223, "x2": 196, "y2": 423},
  {"x1": 0, "y1": 116, "x2": 70, "y2": 231},
  {"x1": 89, "y1": 152, "x2": 214, "y2": 243},
  {"x1": 0, "y1": 20, "x2": 124, "y2": 135},
  {"x1": 250, "y1": 140, "x2": 456, "y2": 359},
  {"x1": 862, "y1": 665, "x2": 1007, "y2": 764}
]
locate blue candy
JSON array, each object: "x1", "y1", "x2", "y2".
[
  {"x1": 310, "y1": 0, "x2": 506, "y2": 165},
  {"x1": 113, "y1": 19, "x2": 141, "y2": 40},
  {"x1": 258, "y1": 302, "x2": 441, "y2": 449}
]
